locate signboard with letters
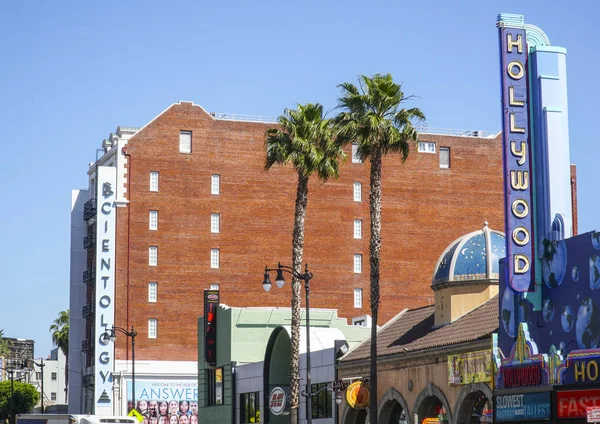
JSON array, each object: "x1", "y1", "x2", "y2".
[
  {"x1": 557, "y1": 389, "x2": 600, "y2": 419},
  {"x1": 204, "y1": 290, "x2": 219, "y2": 367},
  {"x1": 495, "y1": 392, "x2": 551, "y2": 422},
  {"x1": 448, "y1": 350, "x2": 493, "y2": 385}
]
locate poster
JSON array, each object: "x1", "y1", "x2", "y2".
[
  {"x1": 448, "y1": 350, "x2": 492, "y2": 385},
  {"x1": 127, "y1": 380, "x2": 198, "y2": 424}
]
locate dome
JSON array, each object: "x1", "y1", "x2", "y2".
[{"x1": 432, "y1": 222, "x2": 506, "y2": 287}]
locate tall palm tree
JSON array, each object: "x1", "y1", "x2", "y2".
[
  {"x1": 265, "y1": 103, "x2": 345, "y2": 424},
  {"x1": 334, "y1": 74, "x2": 424, "y2": 424},
  {"x1": 50, "y1": 310, "x2": 69, "y2": 403}
]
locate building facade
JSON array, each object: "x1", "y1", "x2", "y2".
[{"x1": 70, "y1": 100, "x2": 522, "y2": 413}]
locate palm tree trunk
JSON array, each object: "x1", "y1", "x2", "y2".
[
  {"x1": 290, "y1": 172, "x2": 309, "y2": 424},
  {"x1": 368, "y1": 150, "x2": 382, "y2": 424}
]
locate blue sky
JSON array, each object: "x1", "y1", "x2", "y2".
[{"x1": 1, "y1": 1, "x2": 598, "y2": 356}]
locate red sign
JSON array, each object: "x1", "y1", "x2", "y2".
[
  {"x1": 557, "y1": 389, "x2": 600, "y2": 418},
  {"x1": 502, "y1": 364, "x2": 542, "y2": 388},
  {"x1": 269, "y1": 387, "x2": 288, "y2": 416}
]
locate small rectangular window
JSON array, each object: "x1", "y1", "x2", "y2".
[
  {"x1": 149, "y1": 246, "x2": 158, "y2": 266},
  {"x1": 36, "y1": 372, "x2": 41, "y2": 380},
  {"x1": 51, "y1": 372, "x2": 57, "y2": 381},
  {"x1": 148, "y1": 282, "x2": 158, "y2": 302},
  {"x1": 211, "y1": 248, "x2": 220, "y2": 269},
  {"x1": 149, "y1": 210, "x2": 158, "y2": 230},
  {"x1": 210, "y1": 284, "x2": 220, "y2": 290},
  {"x1": 240, "y1": 392, "x2": 260, "y2": 424},
  {"x1": 352, "y1": 143, "x2": 362, "y2": 163},
  {"x1": 353, "y1": 182, "x2": 362, "y2": 202},
  {"x1": 148, "y1": 318, "x2": 158, "y2": 338},
  {"x1": 211, "y1": 174, "x2": 220, "y2": 195},
  {"x1": 354, "y1": 220, "x2": 362, "y2": 239},
  {"x1": 211, "y1": 213, "x2": 220, "y2": 233},
  {"x1": 354, "y1": 254, "x2": 362, "y2": 273},
  {"x1": 354, "y1": 288, "x2": 363, "y2": 308},
  {"x1": 418, "y1": 142, "x2": 436, "y2": 153},
  {"x1": 150, "y1": 171, "x2": 159, "y2": 191},
  {"x1": 51, "y1": 392, "x2": 57, "y2": 401},
  {"x1": 180, "y1": 131, "x2": 192, "y2": 154},
  {"x1": 439, "y1": 147, "x2": 450, "y2": 168},
  {"x1": 208, "y1": 367, "x2": 224, "y2": 406}
]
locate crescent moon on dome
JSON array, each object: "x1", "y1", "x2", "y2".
[{"x1": 461, "y1": 248, "x2": 469, "y2": 255}]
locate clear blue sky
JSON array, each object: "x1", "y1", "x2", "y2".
[{"x1": 1, "y1": 1, "x2": 598, "y2": 357}]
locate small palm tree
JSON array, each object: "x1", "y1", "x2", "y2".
[
  {"x1": 50, "y1": 310, "x2": 69, "y2": 403},
  {"x1": 334, "y1": 74, "x2": 424, "y2": 424},
  {"x1": 265, "y1": 103, "x2": 345, "y2": 424},
  {"x1": 0, "y1": 330, "x2": 12, "y2": 358}
]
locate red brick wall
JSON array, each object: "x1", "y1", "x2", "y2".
[{"x1": 113, "y1": 102, "x2": 505, "y2": 361}]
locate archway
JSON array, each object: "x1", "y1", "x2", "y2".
[
  {"x1": 341, "y1": 404, "x2": 368, "y2": 424},
  {"x1": 413, "y1": 384, "x2": 452, "y2": 424},
  {"x1": 263, "y1": 327, "x2": 291, "y2": 424},
  {"x1": 454, "y1": 383, "x2": 493, "y2": 424},
  {"x1": 378, "y1": 388, "x2": 411, "y2": 424}
]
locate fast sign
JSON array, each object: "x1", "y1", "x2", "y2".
[{"x1": 557, "y1": 389, "x2": 600, "y2": 418}]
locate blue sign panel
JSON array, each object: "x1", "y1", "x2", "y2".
[
  {"x1": 499, "y1": 26, "x2": 534, "y2": 293},
  {"x1": 495, "y1": 392, "x2": 551, "y2": 422}
]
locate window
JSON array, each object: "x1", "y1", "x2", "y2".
[
  {"x1": 211, "y1": 213, "x2": 220, "y2": 233},
  {"x1": 211, "y1": 174, "x2": 220, "y2": 195},
  {"x1": 148, "y1": 282, "x2": 158, "y2": 302},
  {"x1": 354, "y1": 254, "x2": 362, "y2": 273},
  {"x1": 439, "y1": 147, "x2": 450, "y2": 168},
  {"x1": 51, "y1": 372, "x2": 57, "y2": 381},
  {"x1": 210, "y1": 284, "x2": 220, "y2": 290},
  {"x1": 211, "y1": 248, "x2": 220, "y2": 269},
  {"x1": 309, "y1": 383, "x2": 332, "y2": 419},
  {"x1": 354, "y1": 288, "x2": 363, "y2": 308},
  {"x1": 148, "y1": 318, "x2": 158, "y2": 338},
  {"x1": 240, "y1": 392, "x2": 260, "y2": 424},
  {"x1": 51, "y1": 392, "x2": 57, "y2": 401},
  {"x1": 418, "y1": 141, "x2": 436, "y2": 153},
  {"x1": 353, "y1": 182, "x2": 362, "y2": 202},
  {"x1": 351, "y1": 143, "x2": 362, "y2": 163},
  {"x1": 354, "y1": 220, "x2": 362, "y2": 239},
  {"x1": 149, "y1": 246, "x2": 158, "y2": 266},
  {"x1": 36, "y1": 372, "x2": 41, "y2": 380},
  {"x1": 150, "y1": 171, "x2": 159, "y2": 191},
  {"x1": 149, "y1": 210, "x2": 158, "y2": 230},
  {"x1": 180, "y1": 130, "x2": 192, "y2": 154},
  {"x1": 208, "y1": 367, "x2": 223, "y2": 406}
]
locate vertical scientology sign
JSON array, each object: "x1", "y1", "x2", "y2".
[
  {"x1": 499, "y1": 27, "x2": 535, "y2": 293},
  {"x1": 94, "y1": 166, "x2": 117, "y2": 413}
]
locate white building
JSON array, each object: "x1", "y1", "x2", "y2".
[{"x1": 29, "y1": 348, "x2": 68, "y2": 410}]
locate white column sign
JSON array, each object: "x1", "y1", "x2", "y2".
[{"x1": 94, "y1": 166, "x2": 117, "y2": 414}]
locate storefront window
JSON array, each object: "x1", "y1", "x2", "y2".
[
  {"x1": 309, "y1": 383, "x2": 332, "y2": 419},
  {"x1": 208, "y1": 367, "x2": 223, "y2": 406},
  {"x1": 240, "y1": 392, "x2": 260, "y2": 423}
]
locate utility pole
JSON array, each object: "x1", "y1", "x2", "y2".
[{"x1": 32, "y1": 359, "x2": 45, "y2": 413}]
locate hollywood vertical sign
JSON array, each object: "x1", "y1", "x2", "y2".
[
  {"x1": 94, "y1": 166, "x2": 117, "y2": 413},
  {"x1": 499, "y1": 27, "x2": 535, "y2": 292}
]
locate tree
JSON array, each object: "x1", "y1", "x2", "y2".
[
  {"x1": 0, "y1": 380, "x2": 39, "y2": 422},
  {"x1": 49, "y1": 310, "x2": 69, "y2": 403},
  {"x1": 265, "y1": 103, "x2": 345, "y2": 424},
  {"x1": 0, "y1": 330, "x2": 13, "y2": 358},
  {"x1": 334, "y1": 74, "x2": 424, "y2": 424}
]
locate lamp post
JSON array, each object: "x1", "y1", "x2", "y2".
[
  {"x1": 262, "y1": 262, "x2": 313, "y2": 424},
  {"x1": 105, "y1": 326, "x2": 137, "y2": 411},
  {"x1": 301, "y1": 383, "x2": 343, "y2": 418}
]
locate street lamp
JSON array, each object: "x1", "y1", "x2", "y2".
[
  {"x1": 263, "y1": 262, "x2": 314, "y2": 424},
  {"x1": 301, "y1": 382, "x2": 343, "y2": 405},
  {"x1": 104, "y1": 326, "x2": 137, "y2": 411}
]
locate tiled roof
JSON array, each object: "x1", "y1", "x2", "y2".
[{"x1": 341, "y1": 295, "x2": 498, "y2": 362}]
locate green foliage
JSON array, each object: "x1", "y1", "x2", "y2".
[
  {"x1": 49, "y1": 310, "x2": 69, "y2": 358},
  {"x1": 0, "y1": 330, "x2": 13, "y2": 358},
  {"x1": 0, "y1": 380, "x2": 40, "y2": 420}
]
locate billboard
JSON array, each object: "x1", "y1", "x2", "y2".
[
  {"x1": 498, "y1": 26, "x2": 534, "y2": 293},
  {"x1": 495, "y1": 392, "x2": 551, "y2": 422},
  {"x1": 94, "y1": 166, "x2": 117, "y2": 414},
  {"x1": 448, "y1": 350, "x2": 493, "y2": 385},
  {"x1": 126, "y1": 380, "x2": 199, "y2": 421}
]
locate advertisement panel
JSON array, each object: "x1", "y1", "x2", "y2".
[
  {"x1": 495, "y1": 392, "x2": 551, "y2": 422},
  {"x1": 448, "y1": 350, "x2": 492, "y2": 385},
  {"x1": 498, "y1": 26, "x2": 534, "y2": 293},
  {"x1": 204, "y1": 290, "x2": 219, "y2": 367},
  {"x1": 126, "y1": 380, "x2": 199, "y2": 421},
  {"x1": 94, "y1": 166, "x2": 117, "y2": 414},
  {"x1": 557, "y1": 389, "x2": 600, "y2": 419}
]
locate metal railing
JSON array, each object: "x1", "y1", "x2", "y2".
[
  {"x1": 210, "y1": 112, "x2": 278, "y2": 123},
  {"x1": 83, "y1": 269, "x2": 95, "y2": 286},
  {"x1": 82, "y1": 339, "x2": 92, "y2": 352},
  {"x1": 83, "y1": 198, "x2": 96, "y2": 221},
  {"x1": 83, "y1": 232, "x2": 96, "y2": 249},
  {"x1": 82, "y1": 304, "x2": 95, "y2": 320}
]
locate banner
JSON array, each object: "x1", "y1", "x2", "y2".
[
  {"x1": 127, "y1": 380, "x2": 198, "y2": 424},
  {"x1": 448, "y1": 350, "x2": 492, "y2": 385}
]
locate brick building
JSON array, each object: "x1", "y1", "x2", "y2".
[{"x1": 70, "y1": 101, "x2": 519, "y2": 414}]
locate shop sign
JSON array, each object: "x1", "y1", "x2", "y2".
[
  {"x1": 588, "y1": 406, "x2": 600, "y2": 423},
  {"x1": 557, "y1": 389, "x2": 600, "y2": 418},
  {"x1": 502, "y1": 364, "x2": 543, "y2": 388},
  {"x1": 269, "y1": 387, "x2": 289, "y2": 416},
  {"x1": 345, "y1": 381, "x2": 369, "y2": 409},
  {"x1": 495, "y1": 392, "x2": 551, "y2": 422},
  {"x1": 448, "y1": 350, "x2": 492, "y2": 385},
  {"x1": 204, "y1": 289, "x2": 219, "y2": 367},
  {"x1": 558, "y1": 353, "x2": 600, "y2": 385},
  {"x1": 498, "y1": 25, "x2": 534, "y2": 293}
]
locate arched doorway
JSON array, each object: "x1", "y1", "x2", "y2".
[
  {"x1": 342, "y1": 405, "x2": 368, "y2": 424},
  {"x1": 378, "y1": 388, "x2": 411, "y2": 424},
  {"x1": 413, "y1": 384, "x2": 452, "y2": 424},
  {"x1": 454, "y1": 384, "x2": 493, "y2": 424}
]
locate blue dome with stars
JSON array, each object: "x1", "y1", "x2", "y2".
[{"x1": 432, "y1": 222, "x2": 506, "y2": 287}]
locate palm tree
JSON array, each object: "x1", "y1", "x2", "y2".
[
  {"x1": 334, "y1": 74, "x2": 424, "y2": 424},
  {"x1": 265, "y1": 103, "x2": 345, "y2": 424},
  {"x1": 0, "y1": 330, "x2": 12, "y2": 358},
  {"x1": 50, "y1": 310, "x2": 69, "y2": 403}
]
